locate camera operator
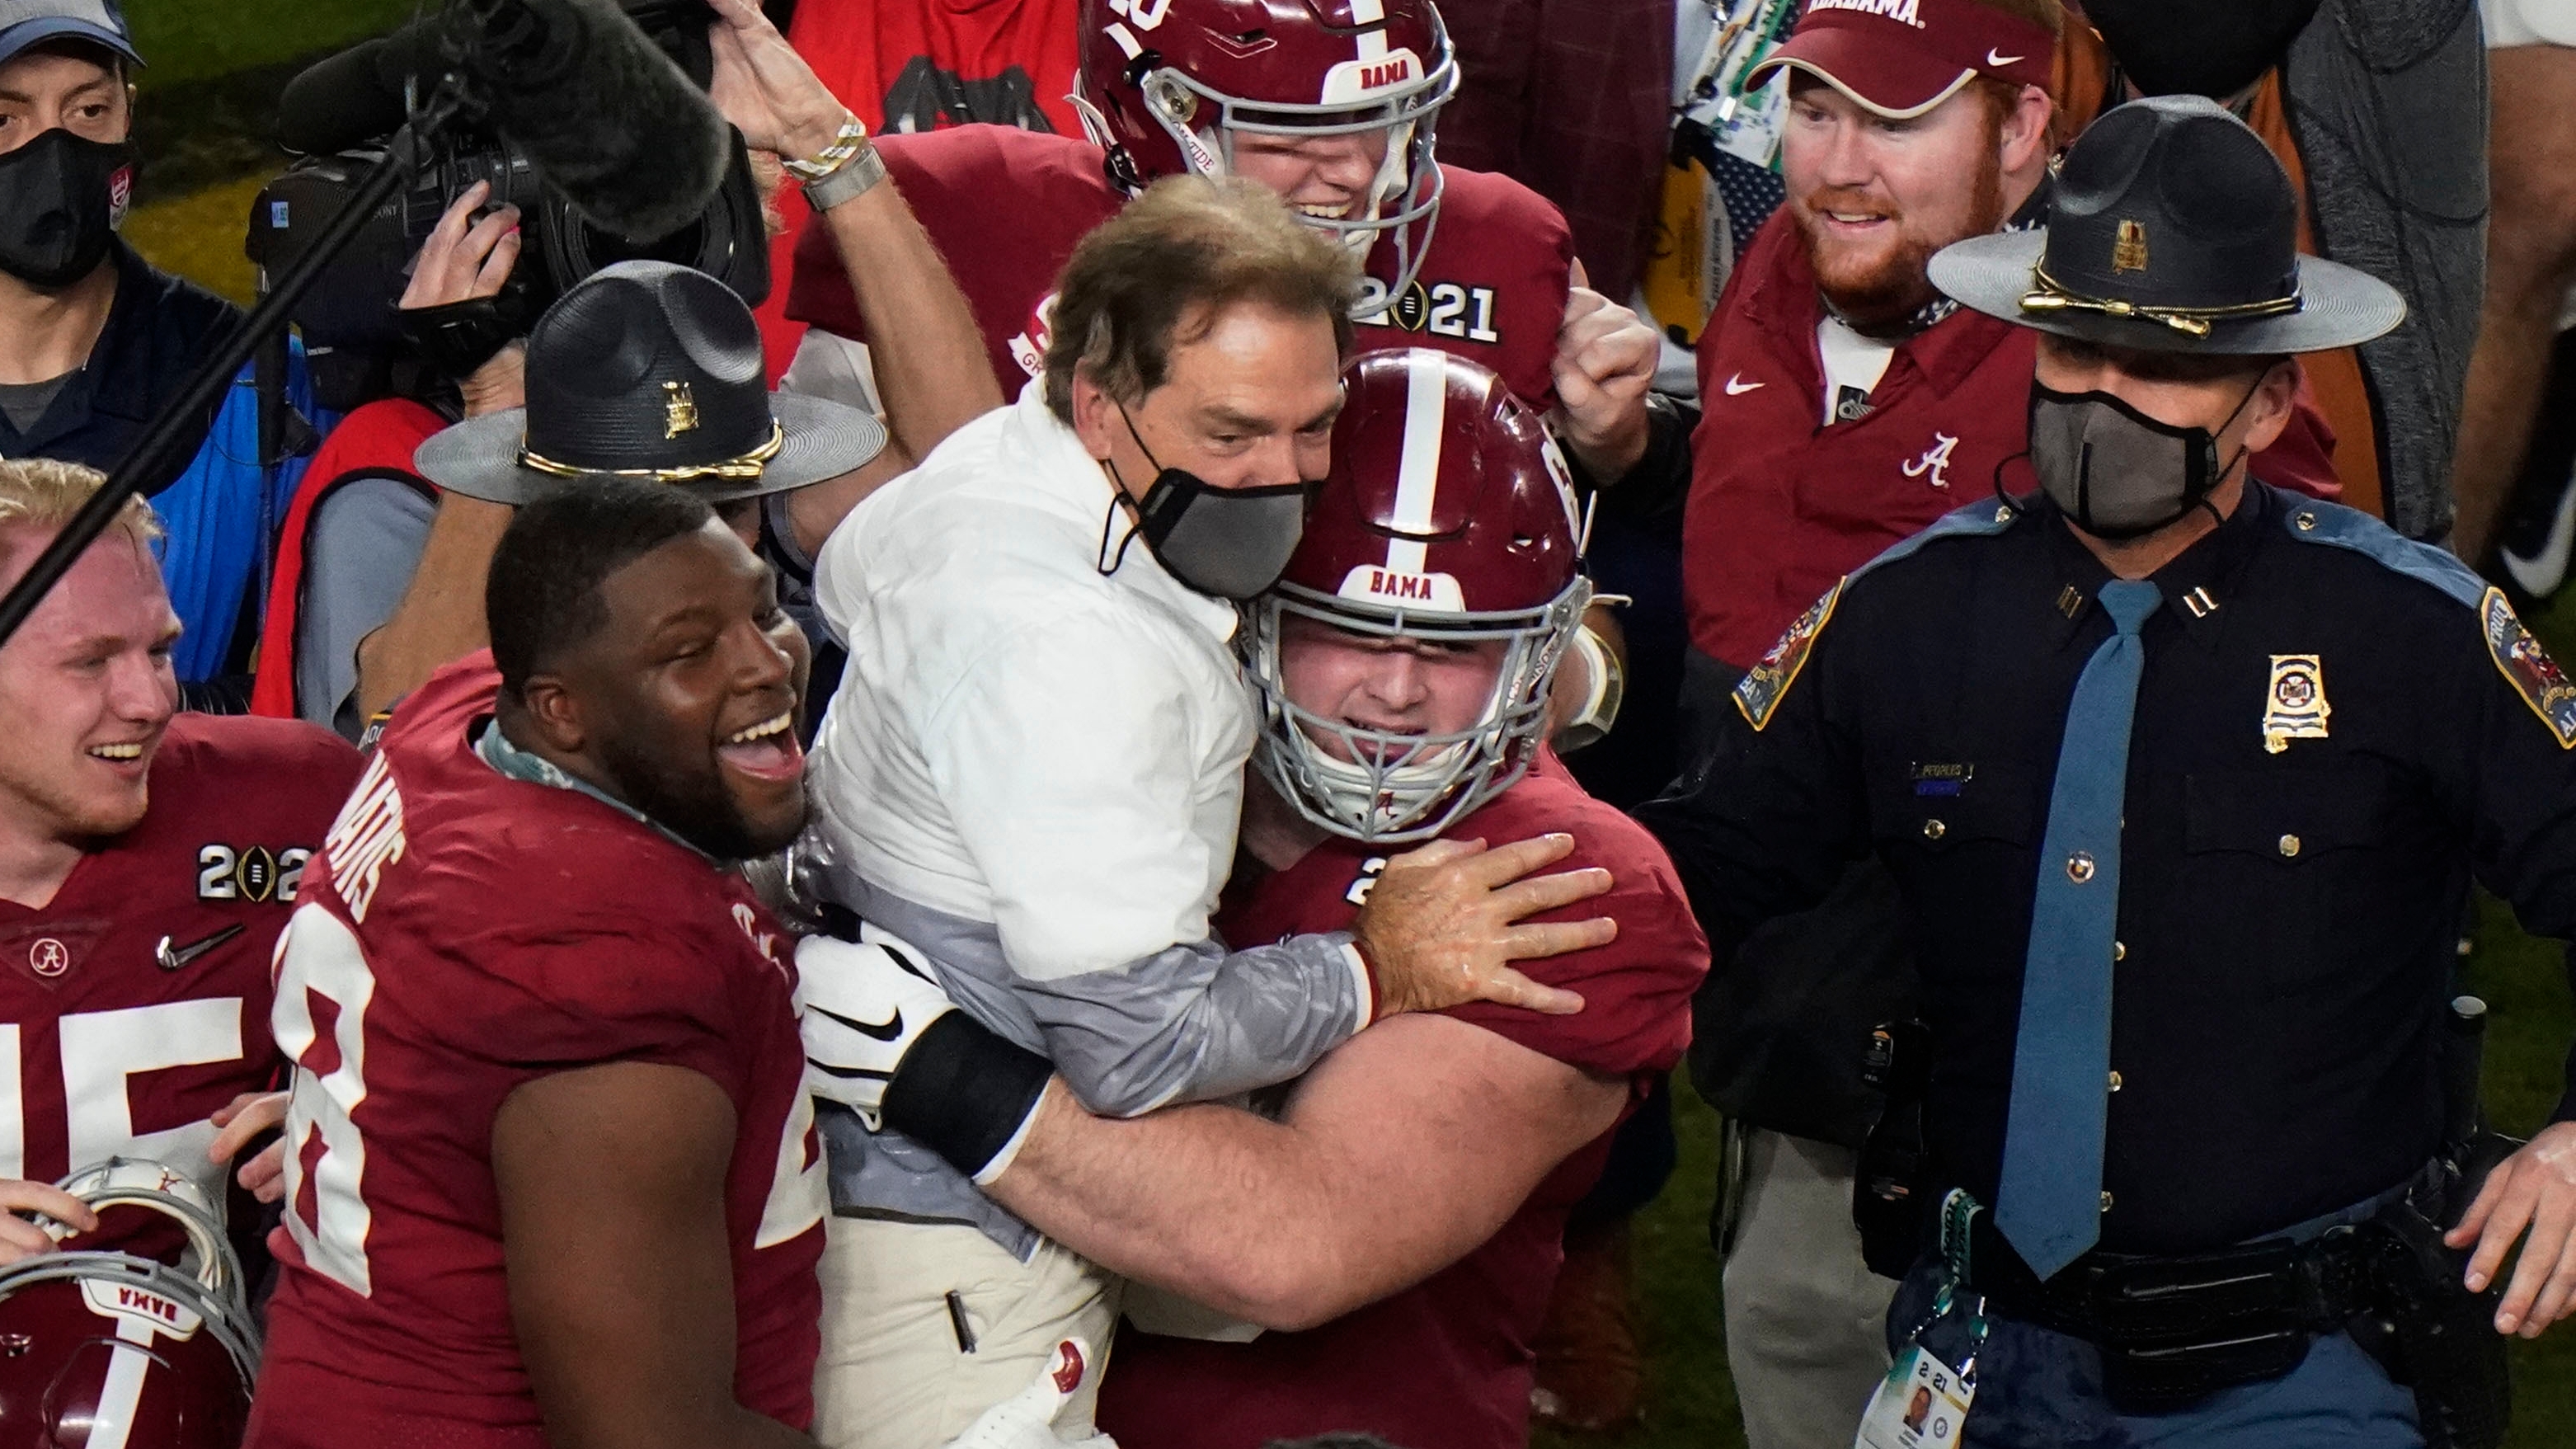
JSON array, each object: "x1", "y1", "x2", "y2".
[
  {"x1": 0, "y1": 0, "x2": 325, "y2": 699},
  {"x1": 251, "y1": 181, "x2": 526, "y2": 736},
  {"x1": 335, "y1": 0, "x2": 989, "y2": 724}
]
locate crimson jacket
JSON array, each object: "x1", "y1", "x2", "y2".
[{"x1": 1681, "y1": 210, "x2": 2345, "y2": 669}]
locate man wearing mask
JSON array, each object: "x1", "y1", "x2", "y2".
[
  {"x1": 789, "y1": 178, "x2": 1621, "y2": 1449},
  {"x1": 1662, "y1": 4, "x2": 2343, "y2": 1443},
  {"x1": 0, "y1": 0, "x2": 323, "y2": 697},
  {"x1": 1643, "y1": 95, "x2": 2576, "y2": 1447}
]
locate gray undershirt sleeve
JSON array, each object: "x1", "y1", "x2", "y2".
[{"x1": 1013, "y1": 929, "x2": 1370, "y2": 1118}]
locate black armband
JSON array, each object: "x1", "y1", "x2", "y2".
[{"x1": 881, "y1": 1011, "x2": 1055, "y2": 1183}]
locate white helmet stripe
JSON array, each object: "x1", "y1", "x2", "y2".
[
  {"x1": 1349, "y1": 0, "x2": 1389, "y2": 60},
  {"x1": 1387, "y1": 350, "x2": 1448, "y2": 576}
]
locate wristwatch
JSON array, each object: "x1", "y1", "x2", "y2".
[{"x1": 802, "y1": 143, "x2": 889, "y2": 212}]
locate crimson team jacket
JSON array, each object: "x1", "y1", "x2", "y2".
[{"x1": 1681, "y1": 210, "x2": 2345, "y2": 670}]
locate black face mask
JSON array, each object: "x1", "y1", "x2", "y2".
[
  {"x1": 0, "y1": 129, "x2": 132, "y2": 289},
  {"x1": 1102, "y1": 404, "x2": 1313, "y2": 600},
  {"x1": 2026, "y1": 379, "x2": 2261, "y2": 541}
]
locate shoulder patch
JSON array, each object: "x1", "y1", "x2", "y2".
[
  {"x1": 2481, "y1": 586, "x2": 2576, "y2": 749},
  {"x1": 1849, "y1": 499, "x2": 2021, "y2": 584},
  {"x1": 2278, "y1": 500, "x2": 2485, "y2": 609},
  {"x1": 1736, "y1": 580, "x2": 1844, "y2": 732}
]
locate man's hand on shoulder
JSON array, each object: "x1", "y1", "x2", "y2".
[
  {"x1": 2451, "y1": 1119, "x2": 2576, "y2": 1337},
  {"x1": 1353, "y1": 833, "x2": 1612, "y2": 1019}
]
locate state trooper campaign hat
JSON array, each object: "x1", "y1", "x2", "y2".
[
  {"x1": 1929, "y1": 94, "x2": 2405, "y2": 355},
  {"x1": 415, "y1": 261, "x2": 887, "y2": 506},
  {"x1": 0, "y1": 0, "x2": 141, "y2": 68}
]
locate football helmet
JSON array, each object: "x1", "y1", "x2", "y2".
[
  {"x1": 1075, "y1": 0, "x2": 1459, "y2": 303},
  {"x1": 0, "y1": 1158, "x2": 259, "y2": 1449},
  {"x1": 1245, "y1": 347, "x2": 1591, "y2": 842}
]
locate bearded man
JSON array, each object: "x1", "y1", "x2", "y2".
[{"x1": 1665, "y1": 2, "x2": 2345, "y2": 1447}]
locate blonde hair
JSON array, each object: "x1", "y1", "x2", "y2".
[{"x1": 0, "y1": 459, "x2": 160, "y2": 547}]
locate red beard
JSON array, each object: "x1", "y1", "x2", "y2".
[{"x1": 1793, "y1": 116, "x2": 2008, "y2": 336}]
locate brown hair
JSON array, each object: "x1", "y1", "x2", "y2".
[{"x1": 1042, "y1": 176, "x2": 1361, "y2": 423}]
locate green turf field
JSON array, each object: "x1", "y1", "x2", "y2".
[
  {"x1": 102, "y1": 10, "x2": 2576, "y2": 1431},
  {"x1": 125, "y1": 0, "x2": 420, "y2": 92}
]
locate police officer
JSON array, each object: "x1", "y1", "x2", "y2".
[{"x1": 1636, "y1": 95, "x2": 2576, "y2": 1447}]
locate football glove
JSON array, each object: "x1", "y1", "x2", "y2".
[{"x1": 795, "y1": 927, "x2": 958, "y2": 1130}]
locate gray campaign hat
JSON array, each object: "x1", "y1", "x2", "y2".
[
  {"x1": 0, "y1": 1, "x2": 141, "y2": 68},
  {"x1": 1930, "y1": 94, "x2": 2404, "y2": 355}
]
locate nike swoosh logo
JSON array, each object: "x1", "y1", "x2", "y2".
[
  {"x1": 155, "y1": 923, "x2": 244, "y2": 972},
  {"x1": 1723, "y1": 374, "x2": 1765, "y2": 396},
  {"x1": 809, "y1": 1001, "x2": 905, "y2": 1042},
  {"x1": 1986, "y1": 49, "x2": 2024, "y2": 66},
  {"x1": 2501, "y1": 477, "x2": 2576, "y2": 598}
]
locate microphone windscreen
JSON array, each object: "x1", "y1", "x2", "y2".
[
  {"x1": 458, "y1": 0, "x2": 731, "y2": 242},
  {"x1": 276, "y1": 35, "x2": 408, "y2": 155}
]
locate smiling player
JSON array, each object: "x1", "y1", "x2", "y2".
[{"x1": 0, "y1": 457, "x2": 356, "y2": 1259}]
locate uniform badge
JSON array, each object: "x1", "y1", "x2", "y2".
[
  {"x1": 2113, "y1": 219, "x2": 2149, "y2": 274},
  {"x1": 1735, "y1": 579, "x2": 1844, "y2": 732},
  {"x1": 2483, "y1": 586, "x2": 2576, "y2": 748},
  {"x1": 2260, "y1": 654, "x2": 2330, "y2": 754}
]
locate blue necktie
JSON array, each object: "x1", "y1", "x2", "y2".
[{"x1": 1995, "y1": 579, "x2": 2161, "y2": 1280}]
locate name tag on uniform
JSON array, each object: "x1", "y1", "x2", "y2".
[
  {"x1": 2262, "y1": 654, "x2": 2330, "y2": 754},
  {"x1": 1855, "y1": 1343, "x2": 1975, "y2": 1448}
]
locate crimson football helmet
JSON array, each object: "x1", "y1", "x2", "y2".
[
  {"x1": 1075, "y1": 0, "x2": 1459, "y2": 303},
  {"x1": 0, "y1": 1159, "x2": 258, "y2": 1449},
  {"x1": 1245, "y1": 348, "x2": 1591, "y2": 843}
]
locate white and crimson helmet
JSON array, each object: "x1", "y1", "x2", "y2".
[
  {"x1": 1075, "y1": 0, "x2": 1459, "y2": 303},
  {"x1": 0, "y1": 1159, "x2": 259, "y2": 1449},
  {"x1": 1246, "y1": 348, "x2": 1591, "y2": 843}
]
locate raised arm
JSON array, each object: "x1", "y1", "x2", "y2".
[
  {"x1": 707, "y1": 0, "x2": 1001, "y2": 496},
  {"x1": 494, "y1": 1061, "x2": 816, "y2": 1449}
]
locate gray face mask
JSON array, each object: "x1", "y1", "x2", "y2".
[
  {"x1": 2027, "y1": 380, "x2": 2260, "y2": 541},
  {"x1": 1102, "y1": 404, "x2": 1314, "y2": 600}
]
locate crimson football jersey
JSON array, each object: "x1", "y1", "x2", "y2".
[
  {"x1": 783, "y1": 126, "x2": 1573, "y2": 408},
  {"x1": 244, "y1": 656, "x2": 829, "y2": 1449},
  {"x1": 1094, "y1": 754, "x2": 1706, "y2": 1449},
  {"x1": 0, "y1": 714, "x2": 356, "y2": 1249}
]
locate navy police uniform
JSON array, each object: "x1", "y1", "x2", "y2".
[{"x1": 1635, "y1": 480, "x2": 2576, "y2": 1445}]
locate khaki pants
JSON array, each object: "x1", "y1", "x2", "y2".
[
  {"x1": 1722, "y1": 1128, "x2": 1898, "y2": 1449},
  {"x1": 811, "y1": 1215, "x2": 1123, "y2": 1449}
]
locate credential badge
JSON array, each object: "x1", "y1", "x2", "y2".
[{"x1": 2261, "y1": 654, "x2": 2329, "y2": 754}]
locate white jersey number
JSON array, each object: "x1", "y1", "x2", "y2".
[{"x1": 273, "y1": 904, "x2": 378, "y2": 1296}]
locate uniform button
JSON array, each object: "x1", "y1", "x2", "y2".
[
  {"x1": 1923, "y1": 818, "x2": 1947, "y2": 840},
  {"x1": 2066, "y1": 850, "x2": 2096, "y2": 883},
  {"x1": 2108, "y1": 1070, "x2": 2123, "y2": 1092},
  {"x1": 2101, "y1": 1190, "x2": 2115, "y2": 1212},
  {"x1": 2278, "y1": 834, "x2": 2301, "y2": 858},
  {"x1": 1995, "y1": 505, "x2": 2014, "y2": 523},
  {"x1": 2296, "y1": 511, "x2": 2317, "y2": 532},
  {"x1": 2113, "y1": 940, "x2": 2127, "y2": 962}
]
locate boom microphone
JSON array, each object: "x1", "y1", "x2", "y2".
[{"x1": 453, "y1": 0, "x2": 731, "y2": 242}]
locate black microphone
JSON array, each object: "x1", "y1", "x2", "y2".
[
  {"x1": 452, "y1": 0, "x2": 731, "y2": 242},
  {"x1": 275, "y1": 35, "x2": 408, "y2": 156}
]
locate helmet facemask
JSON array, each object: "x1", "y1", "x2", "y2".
[
  {"x1": 1246, "y1": 576, "x2": 1591, "y2": 844},
  {"x1": 1119, "y1": 40, "x2": 1458, "y2": 306}
]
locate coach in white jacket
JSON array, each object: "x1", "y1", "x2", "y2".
[{"x1": 792, "y1": 177, "x2": 1617, "y2": 1449}]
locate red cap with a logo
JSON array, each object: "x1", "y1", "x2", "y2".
[{"x1": 1747, "y1": 0, "x2": 2056, "y2": 120}]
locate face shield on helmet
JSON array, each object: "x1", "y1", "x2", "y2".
[
  {"x1": 1077, "y1": 0, "x2": 1460, "y2": 306},
  {"x1": 1243, "y1": 346, "x2": 1590, "y2": 844}
]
